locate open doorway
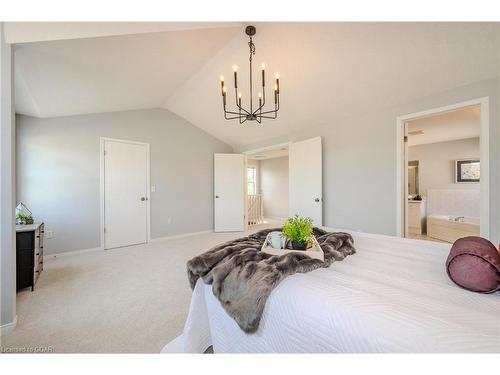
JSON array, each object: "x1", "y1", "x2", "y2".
[
  {"x1": 246, "y1": 145, "x2": 289, "y2": 227},
  {"x1": 397, "y1": 98, "x2": 489, "y2": 244}
]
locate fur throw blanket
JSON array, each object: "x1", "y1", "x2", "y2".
[{"x1": 187, "y1": 227, "x2": 355, "y2": 333}]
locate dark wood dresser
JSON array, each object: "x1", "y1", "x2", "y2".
[{"x1": 16, "y1": 222, "x2": 44, "y2": 291}]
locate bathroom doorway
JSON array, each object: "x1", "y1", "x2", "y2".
[{"x1": 396, "y1": 98, "x2": 489, "y2": 243}]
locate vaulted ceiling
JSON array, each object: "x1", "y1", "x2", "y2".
[{"x1": 12, "y1": 22, "x2": 500, "y2": 149}]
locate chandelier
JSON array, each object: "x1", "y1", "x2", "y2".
[{"x1": 219, "y1": 25, "x2": 280, "y2": 124}]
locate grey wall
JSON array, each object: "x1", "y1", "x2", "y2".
[
  {"x1": 1, "y1": 23, "x2": 16, "y2": 328},
  {"x1": 16, "y1": 108, "x2": 232, "y2": 255},
  {"x1": 408, "y1": 137, "x2": 480, "y2": 196},
  {"x1": 260, "y1": 156, "x2": 289, "y2": 219},
  {"x1": 239, "y1": 78, "x2": 500, "y2": 244}
]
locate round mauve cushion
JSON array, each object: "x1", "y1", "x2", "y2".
[{"x1": 446, "y1": 236, "x2": 500, "y2": 293}]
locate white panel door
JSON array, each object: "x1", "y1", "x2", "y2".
[
  {"x1": 289, "y1": 137, "x2": 323, "y2": 226},
  {"x1": 104, "y1": 139, "x2": 149, "y2": 249},
  {"x1": 214, "y1": 153, "x2": 245, "y2": 232}
]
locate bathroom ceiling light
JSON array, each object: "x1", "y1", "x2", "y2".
[{"x1": 408, "y1": 130, "x2": 424, "y2": 136}]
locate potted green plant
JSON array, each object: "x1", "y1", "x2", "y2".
[
  {"x1": 283, "y1": 215, "x2": 314, "y2": 250},
  {"x1": 16, "y1": 212, "x2": 34, "y2": 225}
]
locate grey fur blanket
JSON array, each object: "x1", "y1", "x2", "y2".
[{"x1": 187, "y1": 227, "x2": 355, "y2": 333}]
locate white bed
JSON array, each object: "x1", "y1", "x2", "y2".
[{"x1": 162, "y1": 230, "x2": 500, "y2": 353}]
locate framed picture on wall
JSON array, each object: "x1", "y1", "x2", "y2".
[{"x1": 455, "y1": 159, "x2": 480, "y2": 183}]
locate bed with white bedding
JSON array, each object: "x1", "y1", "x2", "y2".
[{"x1": 162, "y1": 230, "x2": 500, "y2": 353}]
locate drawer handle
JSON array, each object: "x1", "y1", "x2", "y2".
[
  {"x1": 36, "y1": 253, "x2": 39, "y2": 256},
  {"x1": 35, "y1": 270, "x2": 39, "y2": 273}
]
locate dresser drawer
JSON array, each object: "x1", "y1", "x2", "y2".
[{"x1": 16, "y1": 222, "x2": 45, "y2": 291}]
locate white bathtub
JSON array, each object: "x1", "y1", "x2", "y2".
[{"x1": 427, "y1": 215, "x2": 480, "y2": 243}]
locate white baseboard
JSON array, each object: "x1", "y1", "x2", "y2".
[
  {"x1": 150, "y1": 230, "x2": 212, "y2": 243},
  {"x1": 43, "y1": 246, "x2": 103, "y2": 260},
  {"x1": 1, "y1": 315, "x2": 17, "y2": 335}
]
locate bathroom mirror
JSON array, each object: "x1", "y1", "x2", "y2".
[{"x1": 408, "y1": 160, "x2": 419, "y2": 196}]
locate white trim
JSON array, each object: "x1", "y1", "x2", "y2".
[
  {"x1": 99, "y1": 137, "x2": 151, "y2": 250},
  {"x1": 244, "y1": 156, "x2": 248, "y2": 231},
  {"x1": 43, "y1": 246, "x2": 103, "y2": 260},
  {"x1": 150, "y1": 230, "x2": 212, "y2": 243},
  {"x1": 396, "y1": 97, "x2": 490, "y2": 239},
  {"x1": 1, "y1": 315, "x2": 17, "y2": 335}
]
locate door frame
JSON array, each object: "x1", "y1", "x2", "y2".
[
  {"x1": 396, "y1": 97, "x2": 490, "y2": 239},
  {"x1": 243, "y1": 142, "x2": 291, "y2": 226},
  {"x1": 99, "y1": 137, "x2": 151, "y2": 250}
]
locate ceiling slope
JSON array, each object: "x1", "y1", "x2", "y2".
[
  {"x1": 164, "y1": 22, "x2": 499, "y2": 149},
  {"x1": 15, "y1": 27, "x2": 240, "y2": 117},
  {"x1": 13, "y1": 23, "x2": 499, "y2": 149},
  {"x1": 5, "y1": 22, "x2": 242, "y2": 44}
]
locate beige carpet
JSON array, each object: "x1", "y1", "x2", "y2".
[{"x1": 1, "y1": 224, "x2": 275, "y2": 353}]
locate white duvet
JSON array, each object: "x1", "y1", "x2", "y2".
[{"x1": 163, "y1": 230, "x2": 500, "y2": 353}]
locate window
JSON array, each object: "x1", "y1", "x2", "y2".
[{"x1": 247, "y1": 167, "x2": 257, "y2": 195}]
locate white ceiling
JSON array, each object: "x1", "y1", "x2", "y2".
[
  {"x1": 407, "y1": 105, "x2": 481, "y2": 146},
  {"x1": 5, "y1": 22, "x2": 241, "y2": 44},
  {"x1": 246, "y1": 146, "x2": 288, "y2": 160},
  {"x1": 13, "y1": 22, "x2": 499, "y2": 149},
  {"x1": 14, "y1": 27, "x2": 240, "y2": 117}
]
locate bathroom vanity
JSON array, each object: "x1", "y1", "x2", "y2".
[{"x1": 408, "y1": 200, "x2": 426, "y2": 235}]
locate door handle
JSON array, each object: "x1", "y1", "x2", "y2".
[
  {"x1": 215, "y1": 195, "x2": 220, "y2": 199},
  {"x1": 140, "y1": 197, "x2": 146, "y2": 201},
  {"x1": 314, "y1": 198, "x2": 321, "y2": 202}
]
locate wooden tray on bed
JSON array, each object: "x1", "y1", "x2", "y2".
[{"x1": 261, "y1": 233, "x2": 324, "y2": 261}]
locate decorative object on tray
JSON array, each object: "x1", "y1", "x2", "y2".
[
  {"x1": 186, "y1": 227, "x2": 355, "y2": 333},
  {"x1": 269, "y1": 231, "x2": 287, "y2": 249},
  {"x1": 455, "y1": 159, "x2": 480, "y2": 183},
  {"x1": 16, "y1": 202, "x2": 34, "y2": 225},
  {"x1": 262, "y1": 232, "x2": 324, "y2": 261},
  {"x1": 282, "y1": 214, "x2": 313, "y2": 250}
]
